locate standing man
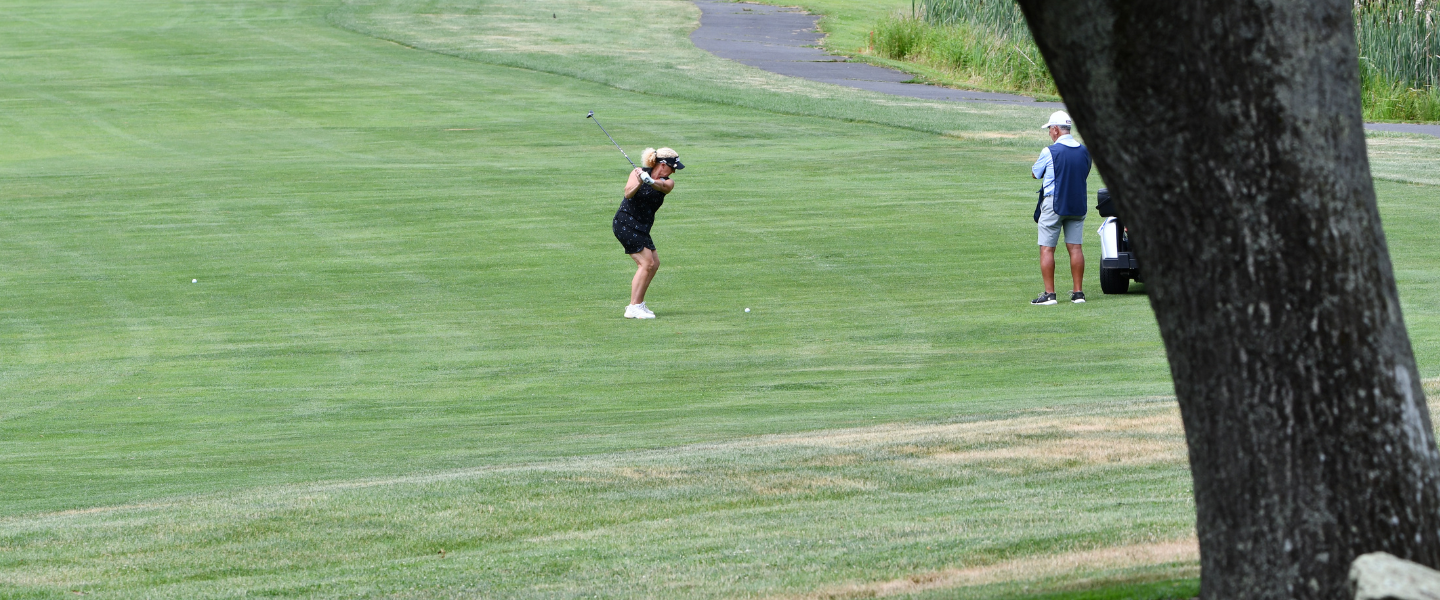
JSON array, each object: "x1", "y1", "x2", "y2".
[{"x1": 1030, "y1": 111, "x2": 1091, "y2": 305}]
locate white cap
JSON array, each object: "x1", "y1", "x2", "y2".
[{"x1": 1041, "y1": 111, "x2": 1073, "y2": 130}]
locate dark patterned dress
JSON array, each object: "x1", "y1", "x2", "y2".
[{"x1": 612, "y1": 168, "x2": 668, "y2": 254}]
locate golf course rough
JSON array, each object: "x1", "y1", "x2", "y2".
[{"x1": 1, "y1": 0, "x2": 1438, "y2": 597}]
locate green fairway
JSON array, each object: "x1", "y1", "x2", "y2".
[{"x1": 2, "y1": 0, "x2": 1438, "y2": 597}]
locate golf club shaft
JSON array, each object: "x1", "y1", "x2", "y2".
[{"x1": 588, "y1": 113, "x2": 637, "y2": 169}]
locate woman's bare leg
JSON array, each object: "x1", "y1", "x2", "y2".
[{"x1": 629, "y1": 248, "x2": 659, "y2": 305}]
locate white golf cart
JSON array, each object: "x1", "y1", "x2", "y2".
[{"x1": 1096, "y1": 188, "x2": 1141, "y2": 294}]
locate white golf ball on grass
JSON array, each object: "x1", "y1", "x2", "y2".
[{"x1": 744, "y1": 308, "x2": 750, "y2": 313}]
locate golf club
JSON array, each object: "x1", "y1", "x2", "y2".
[{"x1": 586, "y1": 111, "x2": 637, "y2": 169}]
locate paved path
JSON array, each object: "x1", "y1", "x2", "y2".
[
  {"x1": 690, "y1": 1, "x2": 1063, "y2": 108},
  {"x1": 690, "y1": 1, "x2": 1440, "y2": 138},
  {"x1": 1366, "y1": 123, "x2": 1440, "y2": 137}
]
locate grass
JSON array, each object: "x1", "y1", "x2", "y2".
[
  {"x1": 0, "y1": 0, "x2": 1437, "y2": 597},
  {"x1": 5, "y1": 401, "x2": 1202, "y2": 598},
  {"x1": 1361, "y1": 63, "x2": 1440, "y2": 123},
  {"x1": 326, "y1": 0, "x2": 1046, "y2": 137}
]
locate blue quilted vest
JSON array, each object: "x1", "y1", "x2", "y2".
[{"x1": 1049, "y1": 142, "x2": 1091, "y2": 217}]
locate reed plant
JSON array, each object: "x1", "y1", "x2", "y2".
[
  {"x1": 1355, "y1": 0, "x2": 1440, "y2": 121},
  {"x1": 921, "y1": 0, "x2": 1027, "y2": 38},
  {"x1": 872, "y1": 0, "x2": 1439, "y2": 122}
]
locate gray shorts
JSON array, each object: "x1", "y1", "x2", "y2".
[{"x1": 1037, "y1": 196, "x2": 1085, "y2": 247}]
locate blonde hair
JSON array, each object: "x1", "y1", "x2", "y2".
[{"x1": 641, "y1": 147, "x2": 678, "y2": 169}]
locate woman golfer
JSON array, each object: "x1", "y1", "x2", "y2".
[{"x1": 613, "y1": 147, "x2": 683, "y2": 319}]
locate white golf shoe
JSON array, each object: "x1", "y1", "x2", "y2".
[{"x1": 624, "y1": 303, "x2": 656, "y2": 319}]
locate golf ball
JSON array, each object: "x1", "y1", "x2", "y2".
[
  {"x1": 192, "y1": 279, "x2": 198, "y2": 283},
  {"x1": 745, "y1": 308, "x2": 750, "y2": 312}
]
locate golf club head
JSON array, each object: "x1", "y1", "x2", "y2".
[{"x1": 586, "y1": 111, "x2": 594, "y2": 118}]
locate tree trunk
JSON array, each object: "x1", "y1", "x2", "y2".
[{"x1": 1011, "y1": 1, "x2": 1440, "y2": 597}]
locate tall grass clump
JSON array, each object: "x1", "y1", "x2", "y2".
[
  {"x1": 869, "y1": 0, "x2": 1054, "y2": 97},
  {"x1": 873, "y1": 16, "x2": 929, "y2": 61},
  {"x1": 1356, "y1": 0, "x2": 1440, "y2": 122}
]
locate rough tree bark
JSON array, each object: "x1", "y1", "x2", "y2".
[{"x1": 1011, "y1": 0, "x2": 1440, "y2": 597}]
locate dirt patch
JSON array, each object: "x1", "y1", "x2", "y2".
[
  {"x1": 778, "y1": 538, "x2": 1199, "y2": 600},
  {"x1": 741, "y1": 474, "x2": 877, "y2": 496},
  {"x1": 925, "y1": 435, "x2": 1181, "y2": 467},
  {"x1": 945, "y1": 131, "x2": 1031, "y2": 141},
  {"x1": 743, "y1": 410, "x2": 1183, "y2": 451},
  {"x1": 804, "y1": 453, "x2": 862, "y2": 467},
  {"x1": 905, "y1": 413, "x2": 1184, "y2": 467},
  {"x1": 14, "y1": 501, "x2": 181, "y2": 521},
  {"x1": 611, "y1": 466, "x2": 689, "y2": 481}
]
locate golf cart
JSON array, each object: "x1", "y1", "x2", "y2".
[{"x1": 1095, "y1": 188, "x2": 1141, "y2": 294}]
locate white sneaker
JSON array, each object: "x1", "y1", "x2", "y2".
[
  {"x1": 636, "y1": 302, "x2": 655, "y2": 317},
  {"x1": 624, "y1": 304, "x2": 655, "y2": 319}
]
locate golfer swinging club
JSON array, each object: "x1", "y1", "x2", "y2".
[
  {"x1": 1030, "y1": 111, "x2": 1091, "y2": 305},
  {"x1": 613, "y1": 147, "x2": 683, "y2": 319}
]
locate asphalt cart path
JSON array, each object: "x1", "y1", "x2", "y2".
[
  {"x1": 690, "y1": 1, "x2": 1063, "y2": 108},
  {"x1": 690, "y1": 1, "x2": 1440, "y2": 138}
]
